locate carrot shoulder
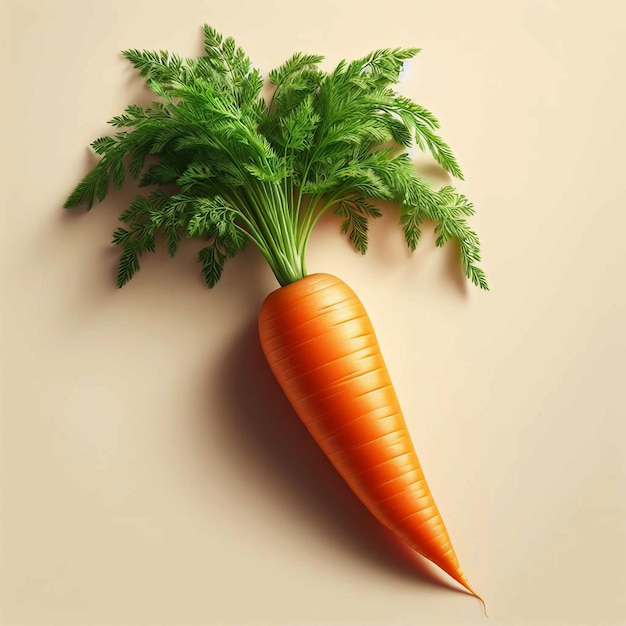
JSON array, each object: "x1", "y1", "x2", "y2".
[{"x1": 259, "y1": 273, "x2": 484, "y2": 608}]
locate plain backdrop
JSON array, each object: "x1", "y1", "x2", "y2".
[{"x1": 1, "y1": 1, "x2": 625, "y2": 625}]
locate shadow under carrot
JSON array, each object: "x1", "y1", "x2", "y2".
[{"x1": 206, "y1": 318, "x2": 463, "y2": 594}]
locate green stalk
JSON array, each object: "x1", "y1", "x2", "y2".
[
  {"x1": 240, "y1": 180, "x2": 304, "y2": 285},
  {"x1": 298, "y1": 193, "x2": 348, "y2": 258}
]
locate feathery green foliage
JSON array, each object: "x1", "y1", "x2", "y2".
[{"x1": 65, "y1": 25, "x2": 487, "y2": 289}]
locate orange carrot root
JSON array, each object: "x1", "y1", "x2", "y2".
[{"x1": 259, "y1": 273, "x2": 481, "y2": 606}]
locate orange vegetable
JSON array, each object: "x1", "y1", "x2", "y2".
[{"x1": 259, "y1": 273, "x2": 485, "y2": 610}]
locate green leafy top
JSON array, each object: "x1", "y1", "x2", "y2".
[{"x1": 65, "y1": 24, "x2": 488, "y2": 290}]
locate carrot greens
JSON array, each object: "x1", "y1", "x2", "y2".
[{"x1": 65, "y1": 25, "x2": 487, "y2": 290}]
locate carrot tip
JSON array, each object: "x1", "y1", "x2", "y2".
[
  {"x1": 477, "y1": 594, "x2": 488, "y2": 617},
  {"x1": 467, "y1": 585, "x2": 488, "y2": 617}
]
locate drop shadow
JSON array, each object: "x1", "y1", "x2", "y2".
[
  {"x1": 441, "y1": 234, "x2": 471, "y2": 297},
  {"x1": 198, "y1": 317, "x2": 465, "y2": 594},
  {"x1": 414, "y1": 159, "x2": 453, "y2": 187},
  {"x1": 311, "y1": 203, "x2": 470, "y2": 299},
  {"x1": 413, "y1": 220, "x2": 470, "y2": 299}
]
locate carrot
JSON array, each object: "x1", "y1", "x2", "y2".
[
  {"x1": 64, "y1": 25, "x2": 488, "y2": 609},
  {"x1": 259, "y1": 273, "x2": 485, "y2": 610}
]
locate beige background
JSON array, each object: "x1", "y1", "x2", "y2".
[{"x1": 2, "y1": 1, "x2": 625, "y2": 624}]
